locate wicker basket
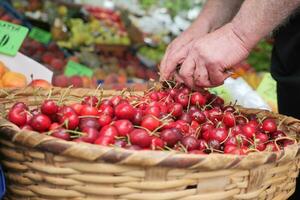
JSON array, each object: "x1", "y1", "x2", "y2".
[{"x1": 0, "y1": 87, "x2": 300, "y2": 200}]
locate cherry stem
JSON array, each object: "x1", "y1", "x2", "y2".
[{"x1": 220, "y1": 128, "x2": 231, "y2": 144}]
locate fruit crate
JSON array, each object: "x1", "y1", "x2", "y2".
[{"x1": 0, "y1": 87, "x2": 300, "y2": 200}]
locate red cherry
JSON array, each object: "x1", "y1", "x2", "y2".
[
  {"x1": 201, "y1": 122, "x2": 214, "y2": 134},
  {"x1": 49, "y1": 122, "x2": 60, "y2": 130},
  {"x1": 98, "y1": 125, "x2": 119, "y2": 138},
  {"x1": 41, "y1": 100, "x2": 58, "y2": 115},
  {"x1": 60, "y1": 113, "x2": 79, "y2": 130},
  {"x1": 110, "y1": 95, "x2": 123, "y2": 106},
  {"x1": 198, "y1": 139, "x2": 208, "y2": 150},
  {"x1": 98, "y1": 105, "x2": 114, "y2": 116},
  {"x1": 175, "y1": 92, "x2": 189, "y2": 108},
  {"x1": 242, "y1": 123, "x2": 256, "y2": 138},
  {"x1": 271, "y1": 130, "x2": 286, "y2": 140},
  {"x1": 256, "y1": 143, "x2": 266, "y2": 151},
  {"x1": 129, "y1": 129, "x2": 152, "y2": 148},
  {"x1": 190, "y1": 109, "x2": 206, "y2": 124},
  {"x1": 80, "y1": 127, "x2": 99, "y2": 143},
  {"x1": 169, "y1": 88, "x2": 179, "y2": 98},
  {"x1": 208, "y1": 139, "x2": 221, "y2": 150},
  {"x1": 224, "y1": 145, "x2": 237, "y2": 154},
  {"x1": 148, "y1": 91, "x2": 159, "y2": 101},
  {"x1": 255, "y1": 132, "x2": 269, "y2": 143},
  {"x1": 51, "y1": 128, "x2": 71, "y2": 140},
  {"x1": 224, "y1": 136, "x2": 238, "y2": 146},
  {"x1": 132, "y1": 109, "x2": 143, "y2": 125},
  {"x1": 248, "y1": 120, "x2": 259, "y2": 128},
  {"x1": 283, "y1": 139, "x2": 296, "y2": 147},
  {"x1": 209, "y1": 127, "x2": 228, "y2": 143},
  {"x1": 223, "y1": 112, "x2": 235, "y2": 127},
  {"x1": 207, "y1": 107, "x2": 222, "y2": 122},
  {"x1": 231, "y1": 125, "x2": 243, "y2": 136},
  {"x1": 30, "y1": 114, "x2": 51, "y2": 132},
  {"x1": 94, "y1": 136, "x2": 115, "y2": 146},
  {"x1": 145, "y1": 105, "x2": 161, "y2": 118},
  {"x1": 181, "y1": 136, "x2": 199, "y2": 151},
  {"x1": 82, "y1": 96, "x2": 99, "y2": 107},
  {"x1": 114, "y1": 140, "x2": 127, "y2": 148},
  {"x1": 191, "y1": 92, "x2": 206, "y2": 106},
  {"x1": 98, "y1": 114, "x2": 112, "y2": 127},
  {"x1": 8, "y1": 107, "x2": 27, "y2": 127},
  {"x1": 114, "y1": 120, "x2": 134, "y2": 136},
  {"x1": 262, "y1": 118, "x2": 277, "y2": 133},
  {"x1": 222, "y1": 105, "x2": 236, "y2": 113},
  {"x1": 79, "y1": 117, "x2": 100, "y2": 130},
  {"x1": 160, "y1": 128, "x2": 182, "y2": 147},
  {"x1": 70, "y1": 103, "x2": 83, "y2": 115},
  {"x1": 265, "y1": 142, "x2": 280, "y2": 151},
  {"x1": 168, "y1": 103, "x2": 183, "y2": 117},
  {"x1": 100, "y1": 99, "x2": 113, "y2": 107},
  {"x1": 12, "y1": 102, "x2": 28, "y2": 110},
  {"x1": 80, "y1": 105, "x2": 98, "y2": 116},
  {"x1": 174, "y1": 120, "x2": 189, "y2": 133},
  {"x1": 114, "y1": 103, "x2": 135, "y2": 120},
  {"x1": 141, "y1": 115, "x2": 161, "y2": 131},
  {"x1": 235, "y1": 115, "x2": 247, "y2": 125},
  {"x1": 151, "y1": 137, "x2": 165, "y2": 150},
  {"x1": 179, "y1": 112, "x2": 192, "y2": 124}
]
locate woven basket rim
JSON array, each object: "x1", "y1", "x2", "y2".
[
  {"x1": 1, "y1": 117, "x2": 300, "y2": 170},
  {"x1": 1, "y1": 87, "x2": 300, "y2": 170}
]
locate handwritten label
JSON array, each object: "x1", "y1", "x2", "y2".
[
  {"x1": 0, "y1": 20, "x2": 29, "y2": 56},
  {"x1": 64, "y1": 60, "x2": 93, "y2": 77},
  {"x1": 29, "y1": 27, "x2": 51, "y2": 44}
]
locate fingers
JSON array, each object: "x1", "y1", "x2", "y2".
[
  {"x1": 194, "y1": 61, "x2": 210, "y2": 87},
  {"x1": 207, "y1": 65, "x2": 229, "y2": 87},
  {"x1": 178, "y1": 55, "x2": 196, "y2": 88}
]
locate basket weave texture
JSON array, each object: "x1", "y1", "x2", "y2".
[{"x1": 0, "y1": 87, "x2": 300, "y2": 200}]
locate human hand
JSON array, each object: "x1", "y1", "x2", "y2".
[
  {"x1": 174, "y1": 23, "x2": 251, "y2": 88},
  {"x1": 159, "y1": 21, "x2": 210, "y2": 81}
]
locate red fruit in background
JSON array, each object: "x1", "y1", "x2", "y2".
[
  {"x1": 248, "y1": 120, "x2": 259, "y2": 128},
  {"x1": 174, "y1": 120, "x2": 189, "y2": 133},
  {"x1": 82, "y1": 96, "x2": 99, "y2": 107},
  {"x1": 98, "y1": 114, "x2": 112, "y2": 127},
  {"x1": 129, "y1": 129, "x2": 152, "y2": 148},
  {"x1": 50, "y1": 58, "x2": 65, "y2": 71},
  {"x1": 175, "y1": 92, "x2": 189, "y2": 108},
  {"x1": 222, "y1": 105, "x2": 236, "y2": 113},
  {"x1": 114, "y1": 120, "x2": 133, "y2": 136},
  {"x1": 141, "y1": 115, "x2": 161, "y2": 131},
  {"x1": 69, "y1": 75, "x2": 83, "y2": 88},
  {"x1": 168, "y1": 103, "x2": 183, "y2": 117},
  {"x1": 202, "y1": 130, "x2": 210, "y2": 141},
  {"x1": 161, "y1": 128, "x2": 182, "y2": 147},
  {"x1": 201, "y1": 122, "x2": 214, "y2": 134},
  {"x1": 151, "y1": 137, "x2": 165, "y2": 150},
  {"x1": 114, "y1": 103, "x2": 135, "y2": 120},
  {"x1": 41, "y1": 52, "x2": 54, "y2": 64},
  {"x1": 98, "y1": 105, "x2": 114, "y2": 116},
  {"x1": 70, "y1": 103, "x2": 83, "y2": 115},
  {"x1": 29, "y1": 79, "x2": 52, "y2": 89},
  {"x1": 80, "y1": 127, "x2": 99, "y2": 143},
  {"x1": 262, "y1": 118, "x2": 277, "y2": 133},
  {"x1": 100, "y1": 99, "x2": 112, "y2": 107},
  {"x1": 30, "y1": 114, "x2": 51, "y2": 132},
  {"x1": 242, "y1": 123, "x2": 256, "y2": 138},
  {"x1": 224, "y1": 136, "x2": 238, "y2": 146},
  {"x1": 52, "y1": 74, "x2": 69, "y2": 87},
  {"x1": 283, "y1": 139, "x2": 296, "y2": 147},
  {"x1": 223, "y1": 112, "x2": 235, "y2": 127},
  {"x1": 209, "y1": 127, "x2": 228, "y2": 143},
  {"x1": 256, "y1": 143, "x2": 266, "y2": 151},
  {"x1": 231, "y1": 125, "x2": 243, "y2": 136},
  {"x1": 169, "y1": 88, "x2": 179, "y2": 98},
  {"x1": 114, "y1": 140, "x2": 127, "y2": 148},
  {"x1": 41, "y1": 100, "x2": 58, "y2": 115},
  {"x1": 95, "y1": 136, "x2": 115, "y2": 146},
  {"x1": 207, "y1": 107, "x2": 222, "y2": 122},
  {"x1": 145, "y1": 105, "x2": 161, "y2": 118},
  {"x1": 148, "y1": 91, "x2": 159, "y2": 101},
  {"x1": 271, "y1": 130, "x2": 286, "y2": 140},
  {"x1": 255, "y1": 132, "x2": 269, "y2": 143},
  {"x1": 181, "y1": 136, "x2": 199, "y2": 151},
  {"x1": 60, "y1": 113, "x2": 79, "y2": 130},
  {"x1": 191, "y1": 92, "x2": 206, "y2": 106},
  {"x1": 79, "y1": 117, "x2": 100, "y2": 130},
  {"x1": 224, "y1": 145, "x2": 237, "y2": 154},
  {"x1": 8, "y1": 107, "x2": 27, "y2": 127},
  {"x1": 80, "y1": 105, "x2": 98, "y2": 116},
  {"x1": 51, "y1": 128, "x2": 71, "y2": 140},
  {"x1": 99, "y1": 125, "x2": 118, "y2": 138}
]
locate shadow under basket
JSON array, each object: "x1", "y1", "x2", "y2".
[{"x1": 0, "y1": 87, "x2": 300, "y2": 200}]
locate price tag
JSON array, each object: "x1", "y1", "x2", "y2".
[
  {"x1": 64, "y1": 60, "x2": 93, "y2": 77},
  {"x1": 29, "y1": 27, "x2": 51, "y2": 44},
  {"x1": 0, "y1": 20, "x2": 29, "y2": 56}
]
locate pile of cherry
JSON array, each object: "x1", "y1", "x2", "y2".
[{"x1": 6, "y1": 85, "x2": 296, "y2": 155}]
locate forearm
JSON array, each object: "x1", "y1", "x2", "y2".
[
  {"x1": 189, "y1": 0, "x2": 244, "y2": 33},
  {"x1": 232, "y1": 0, "x2": 300, "y2": 50}
]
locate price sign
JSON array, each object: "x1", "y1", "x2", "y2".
[
  {"x1": 64, "y1": 60, "x2": 93, "y2": 77},
  {"x1": 29, "y1": 27, "x2": 51, "y2": 44},
  {"x1": 0, "y1": 20, "x2": 28, "y2": 56}
]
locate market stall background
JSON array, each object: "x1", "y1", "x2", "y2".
[{"x1": 0, "y1": 0, "x2": 276, "y2": 111}]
